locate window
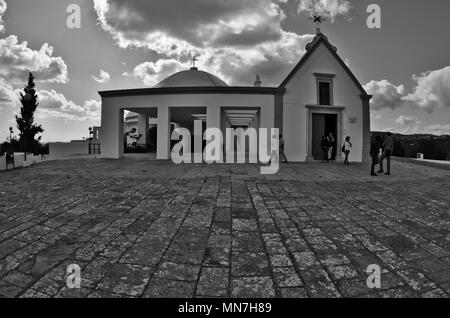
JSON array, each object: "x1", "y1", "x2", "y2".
[
  {"x1": 319, "y1": 82, "x2": 331, "y2": 105},
  {"x1": 315, "y1": 73, "x2": 335, "y2": 106}
]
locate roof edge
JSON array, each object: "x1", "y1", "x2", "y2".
[
  {"x1": 99, "y1": 86, "x2": 286, "y2": 98},
  {"x1": 279, "y1": 33, "x2": 369, "y2": 97}
]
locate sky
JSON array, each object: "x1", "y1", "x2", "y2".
[{"x1": 0, "y1": 0, "x2": 449, "y2": 142}]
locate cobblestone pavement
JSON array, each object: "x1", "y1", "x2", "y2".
[{"x1": 1, "y1": 157, "x2": 450, "y2": 298}]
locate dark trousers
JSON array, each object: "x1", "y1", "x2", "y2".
[
  {"x1": 279, "y1": 149, "x2": 287, "y2": 163},
  {"x1": 371, "y1": 155, "x2": 379, "y2": 174},
  {"x1": 379, "y1": 150, "x2": 392, "y2": 173},
  {"x1": 344, "y1": 151, "x2": 350, "y2": 165},
  {"x1": 322, "y1": 148, "x2": 329, "y2": 162}
]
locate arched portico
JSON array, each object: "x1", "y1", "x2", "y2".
[{"x1": 99, "y1": 88, "x2": 279, "y2": 160}]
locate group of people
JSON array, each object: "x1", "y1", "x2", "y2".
[
  {"x1": 370, "y1": 132, "x2": 394, "y2": 176},
  {"x1": 320, "y1": 132, "x2": 353, "y2": 165},
  {"x1": 279, "y1": 132, "x2": 395, "y2": 176},
  {"x1": 320, "y1": 133, "x2": 337, "y2": 163}
]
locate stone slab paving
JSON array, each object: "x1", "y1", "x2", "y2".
[{"x1": 0, "y1": 157, "x2": 449, "y2": 298}]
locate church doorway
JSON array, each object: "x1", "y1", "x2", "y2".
[{"x1": 311, "y1": 113, "x2": 338, "y2": 160}]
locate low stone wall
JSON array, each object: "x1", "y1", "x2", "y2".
[
  {"x1": 0, "y1": 153, "x2": 47, "y2": 171},
  {"x1": 49, "y1": 141, "x2": 89, "y2": 159},
  {"x1": 393, "y1": 156, "x2": 450, "y2": 171}
]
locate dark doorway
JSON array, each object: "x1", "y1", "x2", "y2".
[{"x1": 312, "y1": 113, "x2": 338, "y2": 160}]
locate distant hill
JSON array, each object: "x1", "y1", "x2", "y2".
[{"x1": 371, "y1": 132, "x2": 450, "y2": 161}]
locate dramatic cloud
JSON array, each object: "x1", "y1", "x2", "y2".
[
  {"x1": 94, "y1": 0, "x2": 289, "y2": 50},
  {"x1": 92, "y1": 69, "x2": 111, "y2": 84},
  {"x1": 364, "y1": 79, "x2": 405, "y2": 111},
  {"x1": 297, "y1": 0, "x2": 353, "y2": 21},
  {"x1": 37, "y1": 90, "x2": 101, "y2": 122},
  {"x1": 94, "y1": 0, "x2": 315, "y2": 86},
  {"x1": 126, "y1": 59, "x2": 185, "y2": 86},
  {"x1": 0, "y1": 77, "x2": 17, "y2": 109},
  {"x1": 403, "y1": 66, "x2": 450, "y2": 113},
  {"x1": 395, "y1": 115, "x2": 421, "y2": 126},
  {"x1": 365, "y1": 66, "x2": 450, "y2": 113},
  {"x1": 0, "y1": 0, "x2": 6, "y2": 33},
  {"x1": 0, "y1": 35, "x2": 69, "y2": 84}
]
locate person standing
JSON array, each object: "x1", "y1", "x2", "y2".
[
  {"x1": 378, "y1": 132, "x2": 394, "y2": 175},
  {"x1": 328, "y1": 132, "x2": 335, "y2": 161},
  {"x1": 321, "y1": 135, "x2": 330, "y2": 163},
  {"x1": 371, "y1": 136, "x2": 382, "y2": 176},
  {"x1": 279, "y1": 134, "x2": 288, "y2": 163},
  {"x1": 342, "y1": 136, "x2": 352, "y2": 165}
]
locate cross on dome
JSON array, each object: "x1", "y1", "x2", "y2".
[{"x1": 190, "y1": 56, "x2": 198, "y2": 70}]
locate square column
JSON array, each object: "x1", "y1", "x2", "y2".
[
  {"x1": 361, "y1": 95, "x2": 372, "y2": 163},
  {"x1": 157, "y1": 106, "x2": 170, "y2": 160},
  {"x1": 137, "y1": 113, "x2": 149, "y2": 146},
  {"x1": 207, "y1": 105, "x2": 221, "y2": 130},
  {"x1": 260, "y1": 105, "x2": 275, "y2": 158},
  {"x1": 206, "y1": 105, "x2": 222, "y2": 162},
  {"x1": 100, "y1": 102, "x2": 124, "y2": 159}
]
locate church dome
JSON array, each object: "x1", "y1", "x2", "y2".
[{"x1": 154, "y1": 68, "x2": 228, "y2": 88}]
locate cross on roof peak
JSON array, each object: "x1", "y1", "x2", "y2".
[{"x1": 310, "y1": 14, "x2": 326, "y2": 34}]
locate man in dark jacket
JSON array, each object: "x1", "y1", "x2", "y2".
[{"x1": 370, "y1": 136, "x2": 382, "y2": 176}]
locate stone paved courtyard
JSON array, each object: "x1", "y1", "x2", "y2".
[{"x1": 1, "y1": 157, "x2": 450, "y2": 298}]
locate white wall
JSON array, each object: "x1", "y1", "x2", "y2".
[{"x1": 283, "y1": 43, "x2": 365, "y2": 162}]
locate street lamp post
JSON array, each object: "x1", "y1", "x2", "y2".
[
  {"x1": 88, "y1": 127, "x2": 93, "y2": 154},
  {"x1": 9, "y1": 127, "x2": 13, "y2": 143}
]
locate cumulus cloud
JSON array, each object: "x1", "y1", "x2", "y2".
[
  {"x1": 297, "y1": 0, "x2": 353, "y2": 22},
  {"x1": 0, "y1": 35, "x2": 69, "y2": 84},
  {"x1": 395, "y1": 115, "x2": 421, "y2": 126},
  {"x1": 365, "y1": 66, "x2": 450, "y2": 113},
  {"x1": 364, "y1": 79, "x2": 405, "y2": 111},
  {"x1": 126, "y1": 59, "x2": 185, "y2": 86},
  {"x1": 403, "y1": 66, "x2": 450, "y2": 113},
  {"x1": 0, "y1": 0, "x2": 6, "y2": 33},
  {"x1": 37, "y1": 90, "x2": 101, "y2": 122},
  {"x1": 94, "y1": 0, "x2": 289, "y2": 51},
  {"x1": 92, "y1": 69, "x2": 111, "y2": 84},
  {"x1": 0, "y1": 77, "x2": 17, "y2": 108},
  {"x1": 94, "y1": 0, "x2": 314, "y2": 86}
]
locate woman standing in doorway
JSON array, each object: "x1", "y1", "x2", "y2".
[
  {"x1": 328, "y1": 132, "x2": 335, "y2": 161},
  {"x1": 342, "y1": 136, "x2": 352, "y2": 165},
  {"x1": 321, "y1": 135, "x2": 330, "y2": 163}
]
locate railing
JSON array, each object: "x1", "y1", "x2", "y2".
[{"x1": 89, "y1": 143, "x2": 101, "y2": 155}]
